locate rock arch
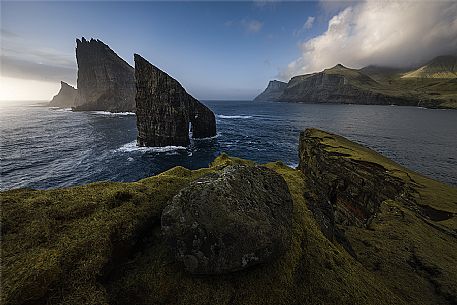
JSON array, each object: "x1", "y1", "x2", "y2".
[{"x1": 134, "y1": 54, "x2": 217, "y2": 147}]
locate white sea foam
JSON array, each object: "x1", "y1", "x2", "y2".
[
  {"x1": 217, "y1": 114, "x2": 252, "y2": 119},
  {"x1": 116, "y1": 140, "x2": 186, "y2": 153},
  {"x1": 191, "y1": 133, "x2": 221, "y2": 141},
  {"x1": 91, "y1": 111, "x2": 135, "y2": 116},
  {"x1": 287, "y1": 162, "x2": 299, "y2": 169},
  {"x1": 54, "y1": 108, "x2": 72, "y2": 112}
]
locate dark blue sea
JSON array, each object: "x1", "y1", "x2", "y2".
[{"x1": 1, "y1": 100, "x2": 456, "y2": 190}]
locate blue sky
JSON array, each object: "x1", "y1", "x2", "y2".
[
  {"x1": 1, "y1": 1, "x2": 323, "y2": 100},
  {"x1": 1, "y1": 1, "x2": 456, "y2": 101}
]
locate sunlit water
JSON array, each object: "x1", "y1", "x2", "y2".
[{"x1": 1, "y1": 100, "x2": 456, "y2": 190}]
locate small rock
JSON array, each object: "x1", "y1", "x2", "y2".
[{"x1": 161, "y1": 165, "x2": 293, "y2": 274}]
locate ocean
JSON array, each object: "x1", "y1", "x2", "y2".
[{"x1": 1, "y1": 100, "x2": 456, "y2": 190}]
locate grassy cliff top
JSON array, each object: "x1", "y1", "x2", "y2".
[
  {"x1": 2, "y1": 132, "x2": 457, "y2": 305},
  {"x1": 2, "y1": 154, "x2": 402, "y2": 305}
]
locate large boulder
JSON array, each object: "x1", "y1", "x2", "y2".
[{"x1": 161, "y1": 165, "x2": 293, "y2": 274}]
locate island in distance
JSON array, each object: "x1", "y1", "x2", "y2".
[{"x1": 255, "y1": 55, "x2": 457, "y2": 109}]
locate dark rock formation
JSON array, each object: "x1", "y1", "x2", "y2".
[
  {"x1": 298, "y1": 128, "x2": 408, "y2": 239},
  {"x1": 49, "y1": 81, "x2": 78, "y2": 107},
  {"x1": 134, "y1": 54, "x2": 216, "y2": 147},
  {"x1": 161, "y1": 165, "x2": 293, "y2": 274},
  {"x1": 298, "y1": 128, "x2": 457, "y2": 304},
  {"x1": 73, "y1": 38, "x2": 135, "y2": 112},
  {"x1": 253, "y1": 80, "x2": 287, "y2": 101}
]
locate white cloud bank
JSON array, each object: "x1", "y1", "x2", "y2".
[{"x1": 281, "y1": 0, "x2": 457, "y2": 80}]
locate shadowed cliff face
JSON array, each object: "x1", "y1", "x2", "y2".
[
  {"x1": 73, "y1": 38, "x2": 136, "y2": 112},
  {"x1": 49, "y1": 81, "x2": 78, "y2": 107},
  {"x1": 134, "y1": 54, "x2": 216, "y2": 147},
  {"x1": 298, "y1": 128, "x2": 457, "y2": 305}
]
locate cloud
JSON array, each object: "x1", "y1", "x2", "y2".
[
  {"x1": 304, "y1": 16, "x2": 315, "y2": 30},
  {"x1": 1, "y1": 55, "x2": 77, "y2": 83},
  {"x1": 281, "y1": 0, "x2": 457, "y2": 80},
  {"x1": 253, "y1": 0, "x2": 280, "y2": 9},
  {"x1": 1, "y1": 29, "x2": 77, "y2": 84},
  {"x1": 242, "y1": 19, "x2": 264, "y2": 33},
  {"x1": 293, "y1": 16, "x2": 315, "y2": 36},
  {"x1": 225, "y1": 19, "x2": 264, "y2": 34}
]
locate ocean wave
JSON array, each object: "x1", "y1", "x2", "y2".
[
  {"x1": 191, "y1": 133, "x2": 221, "y2": 141},
  {"x1": 115, "y1": 140, "x2": 186, "y2": 153},
  {"x1": 217, "y1": 114, "x2": 252, "y2": 119},
  {"x1": 53, "y1": 108, "x2": 73, "y2": 112},
  {"x1": 90, "y1": 111, "x2": 136, "y2": 116}
]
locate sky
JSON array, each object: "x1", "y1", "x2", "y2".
[{"x1": 1, "y1": 0, "x2": 456, "y2": 101}]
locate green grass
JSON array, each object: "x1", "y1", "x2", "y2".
[{"x1": 1, "y1": 154, "x2": 403, "y2": 305}]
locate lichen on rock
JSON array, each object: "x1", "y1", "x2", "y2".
[{"x1": 161, "y1": 165, "x2": 293, "y2": 274}]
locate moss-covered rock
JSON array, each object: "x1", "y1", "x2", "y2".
[{"x1": 161, "y1": 164, "x2": 293, "y2": 274}]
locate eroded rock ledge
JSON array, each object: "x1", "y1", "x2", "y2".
[
  {"x1": 134, "y1": 54, "x2": 216, "y2": 147},
  {"x1": 299, "y1": 128, "x2": 457, "y2": 305}
]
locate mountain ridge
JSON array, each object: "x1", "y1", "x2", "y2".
[{"x1": 255, "y1": 55, "x2": 457, "y2": 109}]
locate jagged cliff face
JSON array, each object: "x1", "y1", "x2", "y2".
[
  {"x1": 73, "y1": 38, "x2": 135, "y2": 112},
  {"x1": 49, "y1": 81, "x2": 78, "y2": 107},
  {"x1": 253, "y1": 80, "x2": 287, "y2": 101},
  {"x1": 134, "y1": 54, "x2": 216, "y2": 147},
  {"x1": 299, "y1": 128, "x2": 457, "y2": 305}
]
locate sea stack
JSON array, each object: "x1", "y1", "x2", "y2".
[
  {"x1": 73, "y1": 38, "x2": 136, "y2": 112},
  {"x1": 49, "y1": 81, "x2": 78, "y2": 107},
  {"x1": 134, "y1": 54, "x2": 216, "y2": 147}
]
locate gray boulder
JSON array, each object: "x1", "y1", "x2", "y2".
[{"x1": 161, "y1": 165, "x2": 293, "y2": 274}]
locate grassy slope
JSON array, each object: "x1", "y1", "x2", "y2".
[
  {"x1": 316, "y1": 65, "x2": 457, "y2": 109},
  {"x1": 1, "y1": 154, "x2": 402, "y2": 305},
  {"x1": 359, "y1": 67, "x2": 457, "y2": 109},
  {"x1": 307, "y1": 129, "x2": 457, "y2": 304}
]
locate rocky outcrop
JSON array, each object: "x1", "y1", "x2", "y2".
[
  {"x1": 253, "y1": 80, "x2": 287, "y2": 101},
  {"x1": 298, "y1": 128, "x2": 409, "y2": 238},
  {"x1": 161, "y1": 165, "x2": 293, "y2": 274},
  {"x1": 298, "y1": 128, "x2": 457, "y2": 304},
  {"x1": 73, "y1": 38, "x2": 135, "y2": 112},
  {"x1": 49, "y1": 81, "x2": 78, "y2": 107},
  {"x1": 134, "y1": 54, "x2": 216, "y2": 147}
]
